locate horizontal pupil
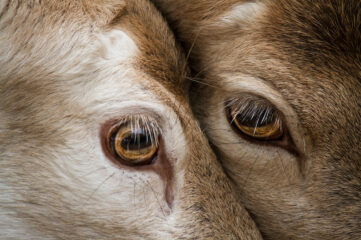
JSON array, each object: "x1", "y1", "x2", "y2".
[
  {"x1": 121, "y1": 131, "x2": 153, "y2": 151},
  {"x1": 236, "y1": 111, "x2": 275, "y2": 127}
]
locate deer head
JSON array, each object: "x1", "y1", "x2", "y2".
[
  {"x1": 152, "y1": 0, "x2": 361, "y2": 239},
  {"x1": 0, "y1": 0, "x2": 262, "y2": 239}
]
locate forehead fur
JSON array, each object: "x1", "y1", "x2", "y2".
[
  {"x1": 260, "y1": 0, "x2": 361, "y2": 78},
  {"x1": 247, "y1": 0, "x2": 361, "y2": 142},
  {"x1": 115, "y1": 0, "x2": 188, "y2": 95},
  {"x1": 0, "y1": 0, "x2": 187, "y2": 95}
]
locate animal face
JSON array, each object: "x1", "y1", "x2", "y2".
[
  {"x1": 0, "y1": 1, "x2": 262, "y2": 239},
  {"x1": 152, "y1": 0, "x2": 361, "y2": 239}
]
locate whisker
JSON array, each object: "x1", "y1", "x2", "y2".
[
  {"x1": 142, "y1": 183, "x2": 147, "y2": 207},
  {"x1": 182, "y1": 30, "x2": 200, "y2": 77},
  {"x1": 88, "y1": 172, "x2": 115, "y2": 199},
  {"x1": 216, "y1": 141, "x2": 245, "y2": 145},
  {"x1": 303, "y1": 137, "x2": 306, "y2": 153},
  {"x1": 80, "y1": 167, "x2": 106, "y2": 178},
  {"x1": 185, "y1": 76, "x2": 218, "y2": 88},
  {"x1": 243, "y1": 156, "x2": 258, "y2": 187},
  {"x1": 143, "y1": 179, "x2": 166, "y2": 218},
  {"x1": 133, "y1": 181, "x2": 137, "y2": 208},
  {"x1": 277, "y1": 150, "x2": 291, "y2": 185},
  {"x1": 202, "y1": 127, "x2": 233, "y2": 133}
]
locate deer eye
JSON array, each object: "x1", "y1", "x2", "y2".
[
  {"x1": 106, "y1": 118, "x2": 160, "y2": 166},
  {"x1": 227, "y1": 95, "x2": 284, "y2": 141}
]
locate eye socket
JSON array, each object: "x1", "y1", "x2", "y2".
[
  {"x1": 106, "y1": 117, "x2": 160, "y2": 166},
  {"x1": 227, "y1": 95, "x2": 284, "y2": 141}
]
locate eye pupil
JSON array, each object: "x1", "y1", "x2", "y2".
[
  {"x1": 236, "y1": 111, "x2": 275, "y2": 127},
  {"x1": 121, "y1": 131, "x2": 152, "y2": 151}
]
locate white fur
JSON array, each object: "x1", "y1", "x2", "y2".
[
  {"x1": 97, "y1": 29, "x2": 139, "y2": 63},
  {"x1": 220, "y1": 1, "x2": 264, "y2": 25}
]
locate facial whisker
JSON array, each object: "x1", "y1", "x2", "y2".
[
  {"x1": 80, "y1": 167, "x2": 107, "y2": 178},
  {"x1": 88, "y1": 172, "x2": 115, "y2": 200},
  {"x1": 186, "y1": 76, "x2": 218, "y2": 88}
]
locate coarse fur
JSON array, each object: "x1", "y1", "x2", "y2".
[
  {"x1": 152, "y1": 0, "x2": 361, "y2": 239},
  {"x1": 0, "y1": 0, "x2": 263, "y2": 239}
]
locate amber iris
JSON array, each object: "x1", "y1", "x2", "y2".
[
  {"x1": 230, "y1": 106, "x2": 283, "y2": 140},
  {"x1": 112, "y1": 125, "x2": 158, "y2": 165}
]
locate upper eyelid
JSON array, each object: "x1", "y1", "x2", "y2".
[
  {"x1": 226, "y1": 95, "x2": 280, "y2": 122},
  {"x1": 226, "y1": 96, "x2": 283, "y2": 131},
  {"x1": 110, "y1": 115, "x2": 161, "y2": 139}
]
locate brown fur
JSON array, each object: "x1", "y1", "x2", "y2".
[
  {"x1": 0, "y1": 0, "x2": 262, "y2": 239},
  {"x1": 152, "y1": 0, "x2": 361, "y2": 239}
]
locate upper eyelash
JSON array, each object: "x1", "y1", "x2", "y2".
[
  {"x1": 226, "y1": 95, "x2": 280, "y2": 126},
  {"x1": 114, "y1": 115, "x2": 161, "y2": 146}
]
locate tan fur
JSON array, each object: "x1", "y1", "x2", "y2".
[
  {"x1": 0, "y1": 0, "x2": 263, "y2": 239},
  {"x1": 152, "y1": 0, "x2": 361, "y2": 239}
]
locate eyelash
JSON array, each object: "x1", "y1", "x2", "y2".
[
  {"x1": 226, "y1": 97, "x2": 280, "y2": 129},
  {"x1": 225, "y1": 95, "x2": 286, "y2": 142},
  {"x1": 111, "y1": 115, "x2": 161, "y2": 146}
]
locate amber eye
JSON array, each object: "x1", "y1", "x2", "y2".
[
  {"x1": 108, "y1": 123, "x2": 159, "y2": 166},
  {"x1": 228, "y1": 97, "x2": 284, "y2": 140}
]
